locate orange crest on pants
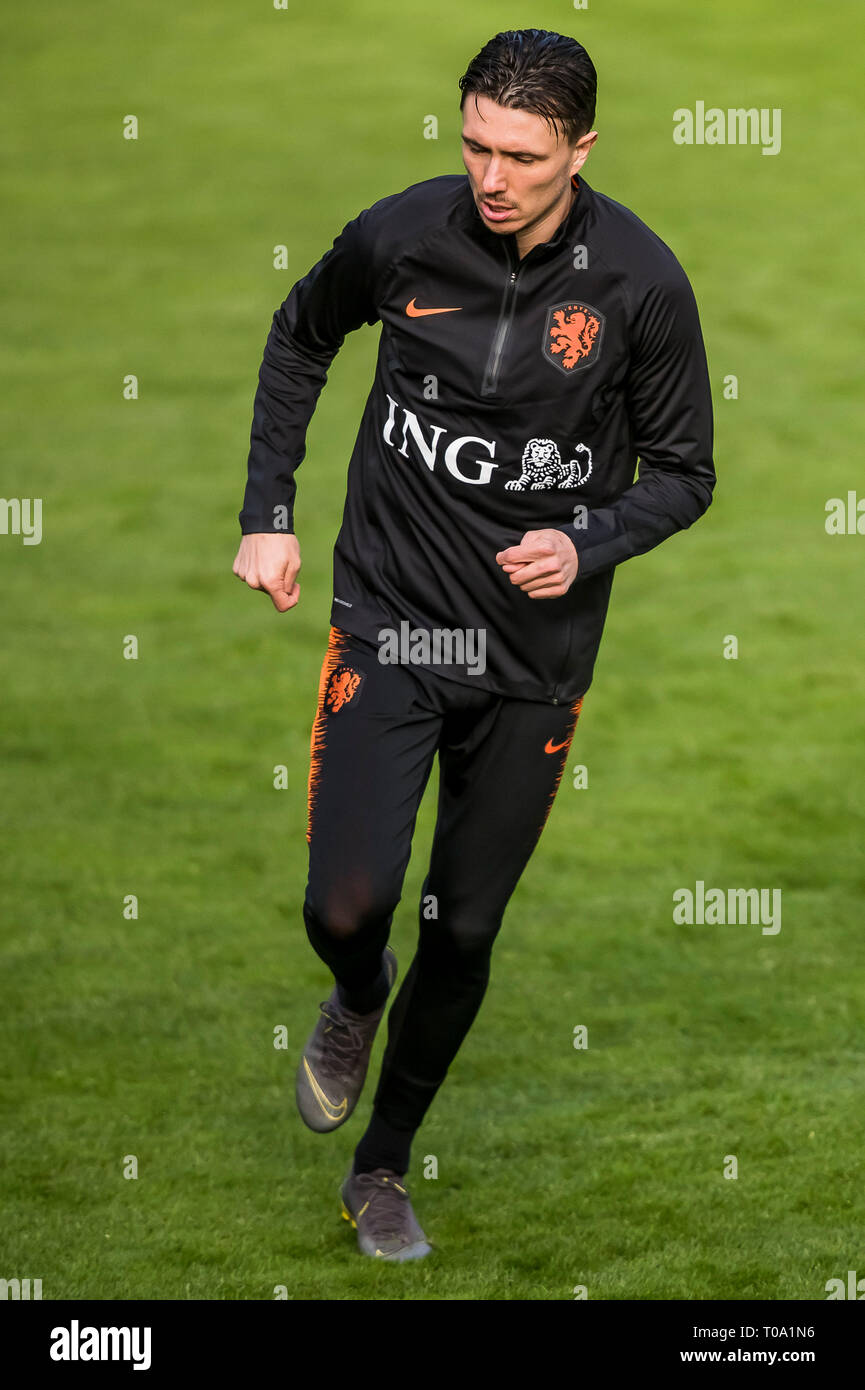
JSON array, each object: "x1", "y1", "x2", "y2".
[{"x1": 324, "y1": 664, "x2": 363, "y2": 712}]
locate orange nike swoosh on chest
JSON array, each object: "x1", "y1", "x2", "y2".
[{"x1": 405, "y1": 298, "x2": 463, "y2": 317}]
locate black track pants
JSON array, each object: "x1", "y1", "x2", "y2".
[{"x1": 303, "y1": 627, "x2": 584, "y2": 1134}]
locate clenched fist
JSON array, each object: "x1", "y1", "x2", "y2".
[
  {"x1": 232, "y1": 532, "x2": 301, "y2": 612},
  {"x1": 495, "y1": 529, "x2": 579, "y2": 599}
]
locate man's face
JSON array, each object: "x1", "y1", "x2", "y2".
[{"x1": 461, "y1": 93, "x2": 596, "y2": 238}]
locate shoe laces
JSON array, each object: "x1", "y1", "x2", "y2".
[
  {"x1": 318, "y1": 1001, "x2": 369, "y2": 1068},
  {"x1": 353, "y1": 1169, "x2": 410, "y2": 1240}
]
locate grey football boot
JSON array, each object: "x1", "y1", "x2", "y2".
[
  {"x1": 340, "y1": 1166, "x2": 433, "y2": 1261},
  {"x1": 295, "y1": 948, "x2": 397, "y2": 1133}
]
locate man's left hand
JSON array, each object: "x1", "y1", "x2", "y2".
[{"x1": 495, "y1": 529, "x2": 579, "y2": 599}]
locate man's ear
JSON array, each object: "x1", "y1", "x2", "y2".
[{"x1": 571, "y1": 130, "x2": 598, "y2": 176}]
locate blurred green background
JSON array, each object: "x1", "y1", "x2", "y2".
[{"x1": 1, "y1": 0, "x2": 863, "y2": 1299}]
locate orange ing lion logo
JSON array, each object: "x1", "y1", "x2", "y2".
[
  {"x1": 550, "y1": 307, "x2": 600, "y2": 368},
  {"x1": 325, "y1": 664, "x2": 363, "y2": 712}
]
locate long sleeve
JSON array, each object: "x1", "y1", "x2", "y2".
[
  {"x1": 239, "y1": 210, "x2": 380, "y2": 535},
  {"x1": 556, "y1": 261, "x2": 715, "y2": 580}
]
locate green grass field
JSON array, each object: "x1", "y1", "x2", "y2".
[{"x1": 2, "y1": 0, "x2": 864, "y2": 1300}]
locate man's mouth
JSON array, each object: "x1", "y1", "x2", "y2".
[{"x1": 480, "y1": 199, "x2": 515, "y2": 222}]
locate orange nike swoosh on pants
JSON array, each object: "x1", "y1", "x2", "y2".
[{"x1": 544, "y1": 737, "x2": 570, "y2": 754}]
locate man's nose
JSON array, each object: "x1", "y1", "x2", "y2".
[{"x1": 481, "y1": 159, "x2": 507, "y2": 192}]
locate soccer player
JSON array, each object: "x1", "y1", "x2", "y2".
[{"x1": 233, "y1": 28, "x2": 715, "y2": 1261}]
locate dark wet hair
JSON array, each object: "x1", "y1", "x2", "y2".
[{"x1": 458, "y1": 29, "x2": 597, "y2": 144}]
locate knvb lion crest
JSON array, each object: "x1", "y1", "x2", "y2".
[
  {"x1": 543, "y1": 301, "x2": 604, "y2": 374},
  {"x1": 324, "y1": 664, "x2": 364, "y2": 712}
]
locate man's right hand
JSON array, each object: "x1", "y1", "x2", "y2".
[{"x1": 232, "y1": 532, "x2": 301, "y2": 612}]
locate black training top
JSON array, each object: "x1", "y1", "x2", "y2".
[{"x1": 239, "y1": 172, "x2": 715, "y2": 703}]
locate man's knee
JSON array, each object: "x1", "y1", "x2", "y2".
[
  {"x1": 304, "y1": 871, "x2": 400, "y2": 942},
  {"x1": 419, "y1": 893, "x2": 503, "y2": 962}
]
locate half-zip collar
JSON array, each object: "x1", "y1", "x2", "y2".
[
  {"x1": 463, "y1": 173, "x2": 588, "y2": 267},
  {"x1": 476, "y1": 176, "x2": 586, "y2": 396}
]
